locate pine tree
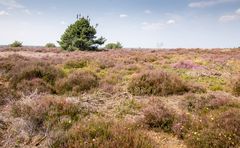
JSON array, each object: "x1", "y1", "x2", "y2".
[{"x1": 58, "y1": 16, "x2": 106, "y2": 51}]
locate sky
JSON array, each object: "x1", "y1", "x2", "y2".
[{"x1": 0, "y1": 0, "x2": 240, "y2": 48}]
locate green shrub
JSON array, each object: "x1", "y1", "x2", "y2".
[
  {"x1": 56, "y1": 70, "x2": 99, "y2": 95},
  {"x1": 105, "y1": 42, "x2": 123, "y2": 49},
  {"x1": 51, "y1": 120, "x2": 154, "y2": 148},
  {"x1": 45, "y1": 43, "x2": 56, "y2": 48},
  {"x1": 128, "y1": 70, "x2": 189, "y2": 96},
  {"x1": 58, "y1": 16, "x2": 106, "y2": 51},
  {"x1": 9, "y1": 41, "x2": 23, "y2": 47}
]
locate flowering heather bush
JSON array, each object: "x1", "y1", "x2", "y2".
[
  {"x1": 172, "y1": 60, "x2": 205, "y2": 70},
  {"x1": 215, "y1": 109, "x2": 240, "y2": 137},
  {"x1": 186, "y1": 128, "x2": 239, "y2": 148},
  {"x1": 56, "y1": 70, "x2": 99, "y2": 95},
  {"x1": 143, "y1": 100, "x2": 176, "y2": 132},
  {"x1": 172, "y1": 114, "x2": 193, "y2": 139},
  {"x1": 183, "y1": 93, "x2": 234, "y2": 112},
  {"x1": 51, "y1": 120, "x2": 154, "y2": 148},
  {"x1": 0, "y1": 85, "x2": 20, "y2": 106},
  {"x1": 16, "y1": 78, "x2": 56, "y2": 95},
  {"x1": 0, "y1": 54, "x2": 30, "y2": 74},
  {"x1": 10, "y1": 62, "x2": 63, "y2": 89},
  {"x1": 186, "y1": 109, "x2": 240, "y2": 148},
  {"x1": 128, "y1": 70, "x2": 189, "y2": 96},
  {"x1": 97, "y1": 58, "x2": 115, "y2": 69}
]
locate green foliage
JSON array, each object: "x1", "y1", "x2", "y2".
[
  {"x1": 58, "y1": 17, "x2": 106, "y2": 51},
  {"x1": 10, "y1": 41, "x2": 23, "y2": 47},
  {"x1": 45, "y1": 43, "x2": 56, "y2": 48},
  {"x1": 105, "y1": 42, "x2": 123, "y2": 49}
]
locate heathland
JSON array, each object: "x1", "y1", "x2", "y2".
[{"x1": 0, "y1": 47, "x2": 240, "y2": 148}]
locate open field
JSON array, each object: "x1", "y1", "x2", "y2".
[{"x1": 0, "y1": 47, "x2": 240, "y2": 148}]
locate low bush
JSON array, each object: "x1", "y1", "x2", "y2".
[
  {"x1": 186, "y1": 128, "x2": 239, "y2": 148},
  {"x1": 10, "y1": 62, "x2": 63, "y2": 89},
  {"x1": 0, "y1": 54, "x2": 30, "y2": 74},
  {"x1": 0, "y1": 85, "x2": 20, "y2": 106},
  {"x1": 143, "y1": 100, "x2": 176, "y2": 132},
  {"x1": 64, "y1": 59, "x2": 88, "y2": 69},
  {"x1": 50, "y1": 120, "x2": 154, "y2": 148},
  {"x1": 172, "y1": 114, "x2": 193, "y2": 139},
  {"x1": 11, "y1": 96, "x2": 88, "y2": 132},
  {"x1": 97, "y1": 58, "x2": 115, "y2": 69},
  {"x1": 128, "y1": 70, "x2": 189, "y2": 96},
  {"x1": 16, "y1": 78, "x2": 56, "y2": 95},
  {"x1": 232, "y1": 76, "x2": 240, "y2": 96},
  {"x1": 185, "y1": 109, "x2": 240, "y2": 148},
  {"x1": 215, "y1": 109, "x2": 240, "y2": 137},
  {"x1": 105, "y1": 42, "x2": 123, "y2": 49},
  {"x1": 45, "y1": 43, "x2": 56, "y2": 48},
  {"x1": 183, "y1": 93, "x2": 234, "y2": 113},
  {"x1": 172, "y1": 60, "x2": 205, "y2": 70},
  {"x1": 56, "y1": 70, "x2": 99, "y2": 95},
  {"x1": 9, "y1": 41, "x2": 23, "y2": 47}
]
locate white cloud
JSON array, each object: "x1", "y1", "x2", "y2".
[
  {"x1": 120, "y1": 14, "x2": 128, "y2": 18},
  {"x1": 37, "y1": 11, "x2": 43, "y2": 15},
  {"x1": 219, "y1": 8, "x2": 240, "y2": 22},
  {"x1": 23, "y1": 9, "x2": 31, "y2": 15},
  {"x1": 236, "y1": 8, "x2": 240, "y2": 14},
  {"x1": 219, "y1": 15, "x2": 239, "y2": 22},
  {"x1": 0, "y1": 10, "x2": 9, "y2": 16},
  {"x1": 142, "y1": 19, "x2": 176, "y2": 31},
  {"x1": 141, "y1": 22, "x2": 165, "y2": 30},
  {"x1": 166, "y1": 19, "x2": 176, "y2": 24},
  {"x1": 144, "y1": 10, "x2": 152, "y2": 14},
  {"x1": 189, "y1": 0, "x2": 236, "y2": 8},
  {"x1": 0, "y1": 0, "x2": 24, "y2": 9}
]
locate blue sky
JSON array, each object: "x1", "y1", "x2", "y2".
[{"x1": 0, "y1": 0, "x2": 240, "y2": 48}]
